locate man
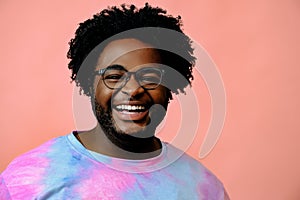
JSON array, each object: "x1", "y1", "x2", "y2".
[{"x1": 0, "y1": 4, "x2": 229, "y2": 199}]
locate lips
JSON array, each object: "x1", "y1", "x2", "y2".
[
  {"x1": 112, "y1": 103, "x2": 149, "y2": 121},
  {"x1": 115, "y1": 105, "x2": 146, "y2": 112}
]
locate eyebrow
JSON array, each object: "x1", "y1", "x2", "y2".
[
  {"x1": 106, "y1": 64, "x2": 127, "y2": 71},
  {"x1": 98, "y1": 64, "x2": 162, "y2": 75}
]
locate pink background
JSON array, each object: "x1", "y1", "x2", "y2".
[{"x1": 1, "y1": 0, "x2": 300, "y2": 199}]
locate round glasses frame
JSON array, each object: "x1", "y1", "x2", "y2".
[{"x1": 95, "y1": 67, "x2": 165, "y2": 90}]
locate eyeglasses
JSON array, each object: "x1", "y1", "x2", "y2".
[{"x1": 95, "y1": 65, "x2": 165, "y2": 90}]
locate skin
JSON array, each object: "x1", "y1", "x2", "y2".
[{"x1": 77, "y1": 39, "x2": 169, "y2": 159}]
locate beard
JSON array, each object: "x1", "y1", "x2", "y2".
[{"x1": 93, "y1": 99, "x2": 166, "y2": 153}]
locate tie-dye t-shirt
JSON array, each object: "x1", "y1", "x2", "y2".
[{"x1": 1, "y1": 133, "x2": 229, "y2": 200}]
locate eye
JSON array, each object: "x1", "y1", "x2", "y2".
[
  {"x1": 137, "y1": 68, "x2": 162, "y2": 85},
  {"x1": 140, "y1": 75, "x2": 161, "y2": 84},
  {"x1": 105, "y1": 74, "x2": 123, "y2": 80},
  {"x1": 103, "y1": 69, "x2": 126, "y2": 82}
]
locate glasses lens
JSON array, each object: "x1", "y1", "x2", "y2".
[
  {"x1": 103, "y1": 69, "x2": 126, "y2": 89},
  {"x1": 102, "y1": 67, "x2": 163, "y2": 90},
  {"x1": 136, "y1": 68, "x2": 163, "y2": 89}
]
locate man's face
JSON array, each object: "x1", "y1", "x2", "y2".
[{"x1": 93, "y1": 38, "x2": 169, "y2": 139}]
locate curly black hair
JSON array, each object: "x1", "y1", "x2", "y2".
[{"x1": 67, "y1": 3, "x2": 195, "y2": 99}]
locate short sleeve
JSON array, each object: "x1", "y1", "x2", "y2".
[{"x1": 0, "y1": 175, "x2": 12, "y2": 200}]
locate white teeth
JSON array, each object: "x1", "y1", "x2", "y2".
[{"x1": 116, "y1": 105, "x2": 146, "y2": 111}]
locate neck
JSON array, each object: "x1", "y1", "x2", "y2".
[{"x1": 75, "y1": 124, "x2": 162, "y2": 160}]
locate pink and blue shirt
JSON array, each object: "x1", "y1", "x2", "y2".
[{"x1": 1, "y1": 133, "x2": 228, "y2": 199}]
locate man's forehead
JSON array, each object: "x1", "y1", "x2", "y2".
[{"x1": 96, "y1": 38, "x2": 156, "y2": 69}]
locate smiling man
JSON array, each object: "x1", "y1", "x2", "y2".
[
  {"x1": 0, "y1": 4, "x2": 229, "y2": 199},
  {"x1": 82, "y1": 39, "x2": 169, "y2": 157}
]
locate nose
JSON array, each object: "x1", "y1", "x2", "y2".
[{"x1": 121, "y1": 74, "x2": 145, "y2": 97}]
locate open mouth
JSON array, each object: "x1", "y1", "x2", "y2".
[
  {"x1": 112, "y1": 104, "x2": 150, "y2": 121},
  {"x1": 115, "y1": 105, "x2": 147, "y2": 112}
]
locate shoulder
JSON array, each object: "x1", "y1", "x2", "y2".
[
  {"x1": 0, "y1": 134, "x2": 86, "y2": 198},
  {"x1": 1, "y1": 135, "x2": 68, "y2": 185},
  {"x1": 4, "y1": 136, "x2": 66, "y2": 170},
  {"x1": 165, "y1": 143, "x2": 227, "y2": 199},
  {"x1": 165, "y1": 143, "x2": 217, "y2": 176},
  {"x1": 174, "y1": 151, "x2": 222, "y2": 183},
  {"x1": 180, "y1": 153, "x2": 227, "y2": 199}
]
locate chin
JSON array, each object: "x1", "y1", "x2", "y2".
[{"x1": 113, "y1": 121, "x2": 154, "y2": 138}]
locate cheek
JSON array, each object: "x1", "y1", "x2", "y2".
[
  {"x1": 151, "y1": 87, "x2": 169, "y2": 107},
  {"x1": 95, "y1": 83, "x2": 113, "y2": 109}
]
